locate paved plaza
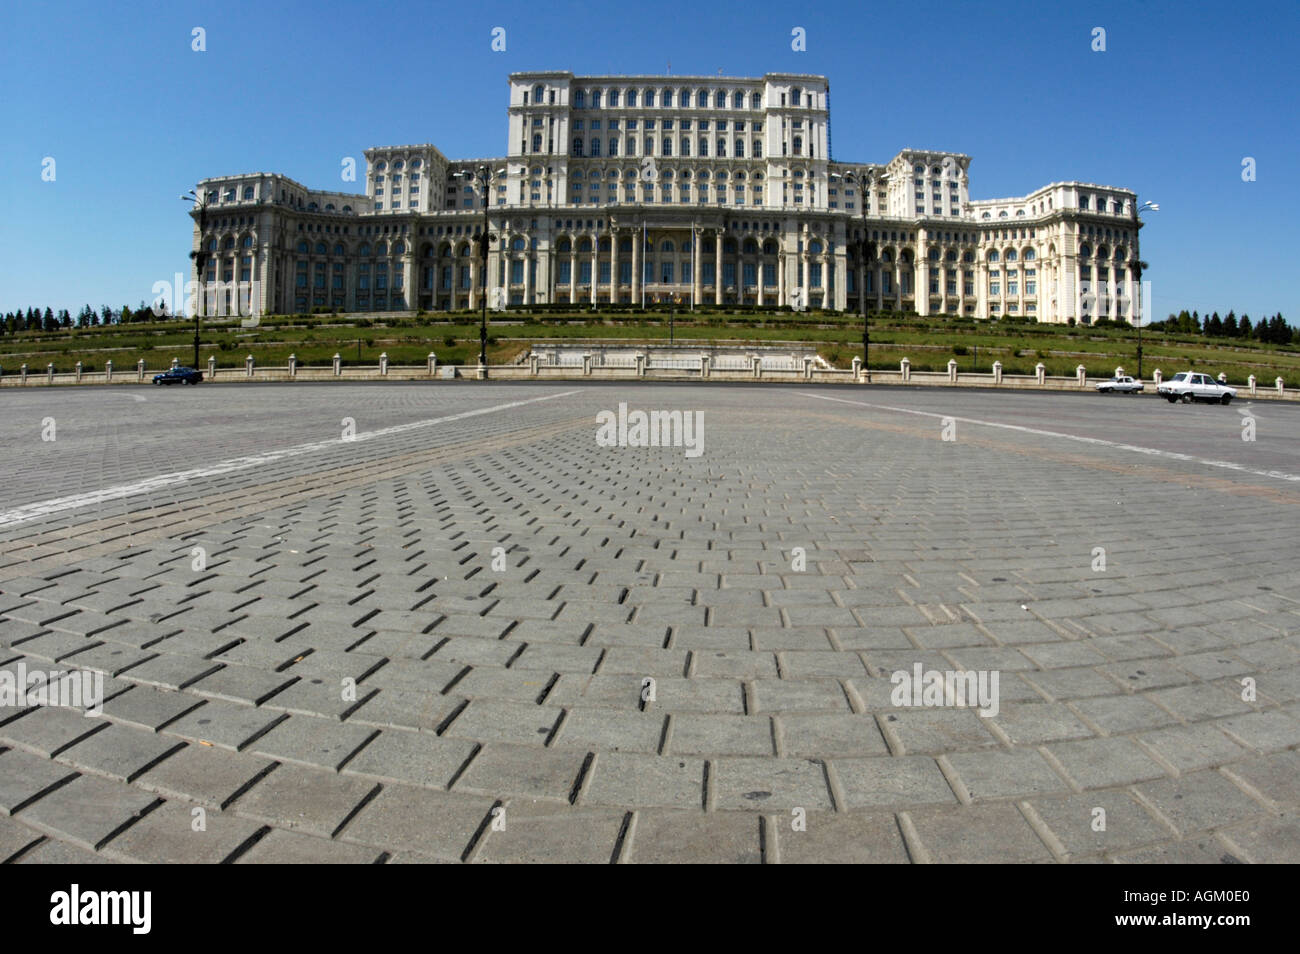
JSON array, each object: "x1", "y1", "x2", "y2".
[{"x1": 0, "y1": 382, "x2": 1297, "y2": 863}]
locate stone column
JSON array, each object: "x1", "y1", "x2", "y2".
[
  {"x1": 631, "y1": 228, "x2": 641, "y2": 305},
  {"x1": 570, "y1": 249, "x2": 578, "y2": 304},
  {"x1": 610, "y1": 230, "x2": 619, "y2": 304},
  {"x1": 692, "y1": 226, "x2": 702, "y2": 307},
  {"x1": 590, "y1": 241, "x2": 598, "y2": 307},
  {"x1": 917, "y1": 238, "x2": 930, "y2": 317},
  {"x1": 714, "y1": 230, "x2": 723, "y2": 305},
  {"x1": 404, "y1": 255, "x2": 414, "y2": 312}
]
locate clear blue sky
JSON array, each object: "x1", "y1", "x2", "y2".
[{"x1": 1, "y1": 0, "x2": 1296, "y2": 321}]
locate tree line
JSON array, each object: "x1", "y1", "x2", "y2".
[
  {"x1": 1, "y1": 302, "x2": 171, "y2": 334},
  {"x1": 1146, "y1": 310, "x2": 1293, "y2": 344}
]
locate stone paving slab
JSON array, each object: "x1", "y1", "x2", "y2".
[{"x1": 2, "y1": 383, "x2": 1298, "y2": 863}]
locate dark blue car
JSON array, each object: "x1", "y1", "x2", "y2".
[{"x1": 152, "y1": 366, "x2": 203, "y2": 386}]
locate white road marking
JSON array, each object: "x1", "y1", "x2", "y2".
[
  {"x1": 0, "y1": 389, "x2": 582, "y2": 528},
  {"x1": 797, "y1": 391, "x2": 1300, "y2": 484}
]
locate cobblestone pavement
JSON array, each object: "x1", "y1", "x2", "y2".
[{"x1": 1, "y1": 383, "x2": 1297, "y2": 863}]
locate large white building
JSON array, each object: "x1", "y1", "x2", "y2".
[{"x1": 190, "y1": 71, "x2": 1143, "y2": 324}]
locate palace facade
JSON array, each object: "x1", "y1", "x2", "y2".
[{"x1": 189, "y1": 71, "x2": 1143, "y2": 324}]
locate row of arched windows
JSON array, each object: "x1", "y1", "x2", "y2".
[
  {"x1": 372, "y1": 158, "x2": 423, "y2": 172},
  {"x1": 986, "y1": 248, "x2": 1038, "y2": 263},
  {"x1": 205, "y1": 235, "x2": 255, "y2": 252},
  {"x1": 562, "y1": 86, "x2": 762, "y2": 111},
  {"x1": 570, "y1": 136, "x2": 764, "y2": 158},
  {"x1": 290, "y1": 240, "x2": 407, "y2": 257},
  {"x1": 1078, "y1": 244, "x2": 1129, "y2": 260}
]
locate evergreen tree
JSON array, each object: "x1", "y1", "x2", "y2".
[
  {"x1": 42, "y1": 307, "x2": 56, "y2": 331},
  {"x1": 1205, "y1": 313, "x2": 1223, "y2": 336},
  {"x1": 58, "y1": 309, "x2": 71, "y2": 328},
  {"x1": 101, "y1": 305, "x2": 113, "y2": 325},
  {"x1": 1238, "y1": 315, "x2": 1252, "y2": 338},
  {"x1": 1223, "y1": 312, "x2": 1237, "y2": 336},
  {"x1": 1256, "y1": 315, "x2": 1272, "y2": 344},
  {"x1": 1268, "y1": 314, "x2": 1287, "y2": 344},
  {"x1": 120, "y1": 304, "x2": 133, "y2": 324}
]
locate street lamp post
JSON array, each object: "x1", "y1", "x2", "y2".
[
  {"x1": 180, "y1": 190, "x2": 209, "y2": 369},
  {"x1": 831, "y1": 170, "x2": 876, "y2": 378},
  {"x1": 454, "y1": 165, "x2": 505, "y2": 375},
  {"x1": 1133, "y1": 200, "x2": 1159, "y2": 380}
]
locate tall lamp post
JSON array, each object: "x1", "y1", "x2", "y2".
[
  {"x1": 454, "y1": 164, "x2": 505, "y2": 374},
  {"x1": 180, "y1": 189, "x2": 209, "y2": 369},
  {"x1": 830, "y1": 170, "x2": 877, "y2": 377},
  {"x1": 1133, "y1": 199, "x2": 1158, "y2": 380}
]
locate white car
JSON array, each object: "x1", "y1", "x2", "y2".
[
  {"x1": 1096, "y1": 375, "x2": 1143, "y2": 394},
  {"x1": 1157, "y1": 371, "x2": 1237, "y2": 405}
]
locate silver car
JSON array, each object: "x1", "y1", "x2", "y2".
[{"x1": 1096, "y1": 375, "x2": 1143, "y2": 394}]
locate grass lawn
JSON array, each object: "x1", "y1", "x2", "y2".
[{"x1": 2, "y1": 310, "x2": 1296, "y2": 385}]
